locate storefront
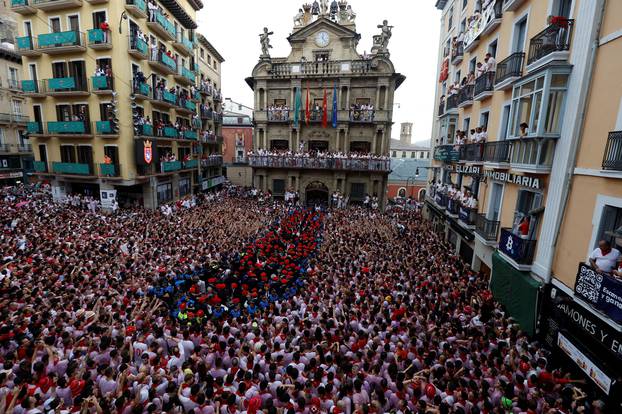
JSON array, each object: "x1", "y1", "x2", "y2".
[{"x1": 540, "y1": 283, "x2": 622, "y2": 397}]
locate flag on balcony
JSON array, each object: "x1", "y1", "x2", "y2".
[
  {"x1": 293, "y1": 87, "x2": 301, "y2": 129},
  {"x1": 305, "y1": 82, "x2": 310, "y2": 126},
  {"x1": 332, "y1": 83, "x2": 337, "y2": 128},
  {"x1": 322, "y1": 88, "x2": 327, "y2": 128}
]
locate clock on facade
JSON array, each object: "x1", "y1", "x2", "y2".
[{"x1": 315, "y1": 31, "x2": 330, "y2": 47}]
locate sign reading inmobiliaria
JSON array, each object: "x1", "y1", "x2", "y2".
[{"x1": 485, "y1": 170, "x2": 542, "y2": 190}]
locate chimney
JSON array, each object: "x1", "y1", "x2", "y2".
[{"x1": 400, "y1": 122, "x2": 413, "y2": 144}]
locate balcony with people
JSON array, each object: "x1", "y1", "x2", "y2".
[
  {"x1": 128, "y1": 31, "x2": 149, "y2": 59},
  {"x1": 10, "y1": 0, "x2": 36, "y2": 14},
  {"x1": 15, "y1": 36, "x2": 40, "y2": 57},
  {"x1": 174, "y1": 65, "x2": 196, "y2": 87},
  {"x1": 450, "y1": 37, "x2": 464, "y2": 66},
  {"x1": 32, "y1": 0, "x2": 82, "y2": 11},
  {"x1": 87, "y1": 25, "x2": 112, "y2": 50},
  {"x1": 269, "y1": 59, "x2": 372, "y2": 78},
  {"x1": 349, "y1": 103, "x2": 375, "y2": 123},
  {"x1": 463, "y1": 0, "x2": 503, "y2": 53},
  {"x1": 499, "y1": 220, "x2": 538, "y2": 270},
  {"x1": 100, "y1": 162, "x2": 121, "y2": 178},
  {"x1": 146, "y1": 9, "x2": 176, "y2": 41},
  {"x1": 37, "y1": 31, "x2": 85, "y2": 54},
  {"x1": 473, "y1": 54, "x2": 496, "y2": 101},
  {"x1": 602, "y1": 131, "x2": 622, "y2": 171},
  {"x1": 201, "y1": 155, "x2": 224, "y2": 168},
  {"x1": 125, "y1": 0, "x2": 147, "y2": 19},
  {"x1": 267, "y1": 104, "x2": 290, "y2": 123},
  {"x1": 248, "y1": 150, "x2": 391, "y2": 172},
  {"x1": 149, "y1": 48, "x2": 177, "y2": 76},
  {"x1": 91, "y1": 65, "x2": 114, "y2": 95},
  {"x1": 475, "y1": 213, "x2": 501, "y2": 244},
  {"x1": 527, "y1": 16, "x2": 574, "y2": 72}
]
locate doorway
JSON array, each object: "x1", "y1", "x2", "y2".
[{"x1": 305, "y1": 181, "x2": 329, "y2": 206}]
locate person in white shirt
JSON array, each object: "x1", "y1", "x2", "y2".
[{"x1": 589, "y1": 240, "x2": 621, "y2": 273}]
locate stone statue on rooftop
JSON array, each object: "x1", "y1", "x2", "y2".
[
  {"x1": 338, "y1": 2, "x2": 356, "y2": 23},
  {"x1": 320, "y1": 0, "x2": 329, "y2": 15},
  {"x1": 259, "y1": 27, "x2": 274, "y2": 58},
  {"x1": 311, "y1": 0, "x2": 320, "y2": 16},
  {"x1": 377, "y1": 20, "x2": 393, "y2": 52},
  {"x1": 330, "y1": 0, "x2": 339, "y2": 20},
  {"x1": 294, "y1": 8, "x2": 305, "y2": 27}
]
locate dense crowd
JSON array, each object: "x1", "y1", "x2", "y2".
[{"x1": 0, "y1": 184, "x2": 613, "y2": 414}]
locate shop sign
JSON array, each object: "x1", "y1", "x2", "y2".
[
  {"x1": 202, "y1": 175, "x2": 225, "y2": 190},
  {"x1": 551, "y1": 286, "x2": 622, "y2": 360},
  {"x1": 0, "y1": 171, "x2": 23, "y2": 180},
  {"x1": 100, "y1": 189, "x2": 117, "y2": 210},
  {"x1": 574, "y1": 262, "x2": 622, "y2": 325},
  {"x1": 484, "y1": 170, "x2": 541, "y2": 190},
  {"x1": 557, "y1": 332, "x2": 612, "y2": 394},
  {"x1": 446, "y1": 165, "x2": 482, "y2": 175}
]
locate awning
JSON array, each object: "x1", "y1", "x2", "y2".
[{"x1": 160, "y1": 0, "x2": 197, "y2": 29}]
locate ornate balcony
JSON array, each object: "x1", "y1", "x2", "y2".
[
  {"x1": 475, "y1": 214, "x2": 500, "y2": 244},
  {"x1": 148, "y1": 50, "x2": 177, "y2": 75},
  {"x1": 267, "y1": 109, "x2": 290, "y2": 122},
  {"x1": 32, "y1": 0, "x2": 81, "y2": 9},
  {"x1": 460, "y1": 143, "x2": 484, "y2": 163},
  {"x1": 37, "y1": 31, "x2": 85, "y2": 54},
  {"x1": 433, "y1": 145, "x2": 459, "y2": 162},
  {"x1": 151, "y1": 89, "x2": 177, "y2": 109},
  {"x1": 201, "y1": 156, "x2": 224, "y2": 168},
  {"x1": 11, "y1": 0, "x2": 36, "y2": 14},
  {"x1": 46, "y1": 77, "x2": 89, "y2": 97},
  {"x1": 527, "y1": 20, "x2": 574, "y2": 72},
  {"x1": 270, "y1": 60, "x2": 372, "y2": 78},
  {"x1": 147, "y1": 10, "x2": 176, "y2": 41},
  {"x1": 249, "y1": 155, "x2": 391, "y2": 172},
  {"x1": 349, "y1": 109, "x2": 375, "y2": 123},
  {"x1": 474, "y1": 72, "x2": 495, "y2": 101},
  {"x1": 128, "y1": 35, "x2": 149, "y2": 59},
  {"x1": 602, "y1": 131, "x2": 622, "y2": 171},
  {"x1": 87, "y1": 29, "x2": 112, "y2": 50},
  {"x1": 133, "y1": 82, "x2": 151, "y2": 100},
  {"x1": 21, "y1": 80, "x2": 46, "y2": 98},
  {"x1": 494, "y1": 52, "x2": 525, "y2": 90},
  {"x1": 52, "y1": 162, "x2": 94, "y2": 176},
  {"x1": 499, "y1": 227, "x2": 537, "y2": 270},
  {"x1": 125, "y1": 0, "x2": 147, "y2": 18},
  {"x1": 445, "y1": 94, "x2": 459, "y2": 113},
  {"x1": 15, "y1": 36, "x2": 40, "y2": 57},
  {"x1": 92, "y1": 76, "x2": 114, "y2": 95},
  {"x1": 173, "y1": 33, "x2": 194, "y2": 56}
]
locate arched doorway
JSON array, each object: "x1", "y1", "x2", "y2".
[{"x1": 305, "y1": 181, "x2": 329, "y2": 206}]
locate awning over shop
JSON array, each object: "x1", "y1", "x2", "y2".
[{"x1": 491, "y1": 252, "x2": 541, "y2": 335}]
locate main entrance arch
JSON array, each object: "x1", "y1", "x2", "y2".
[{"x1": 305, "y1": 181, "x2": 329, "y2": 206}]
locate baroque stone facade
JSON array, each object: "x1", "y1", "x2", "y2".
[{"x1": 247, "y1": 3, "x2": 404, "y2": 206}]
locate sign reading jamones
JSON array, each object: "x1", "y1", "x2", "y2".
[{"x1": 485, "y1": 170, "x2": 542, "y2": 190}]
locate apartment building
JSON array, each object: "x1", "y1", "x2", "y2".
[
  {"x1": 428, "y1": 0, "x2": 621, "y2": 395},
  {"x1": 0, "y1": 3, "x2": 32, "y2": 185},
  {"x1": 247, "y1": 2, "x2": 403, "y2": 206},
  {"x1": 11, "y1": 0, "x2": 224, "y2": 207}
]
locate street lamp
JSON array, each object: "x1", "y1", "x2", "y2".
[{"x1": 118, "y1": 12, "x2": 128, "y2": 34}]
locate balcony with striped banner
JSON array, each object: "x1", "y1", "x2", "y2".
[
  {"x1": 21, "y1": 80, "x2": 46, "y2": 98},
  {"x1": 47, "y1": 121, "x2": 92, "y2": 138},
  {"x1": 46, "y1": 77, "x2": 89, "y2": 97},
  {"x1": 37, "y1": 30, "x2": 85, "y2": 54},
  {"x1": 128, "y1": 35, "x2": 149, "y2": 60},
  {"x1": 15, "y1": 36, "x2": 40, "y2": 57},
  {"x1": 147, "y1": 10, "x2": 176, "y2": 41},
  {"x1": 10, "y1": 0, "x2": 36, "y2": 14},
  {"x1": 125, "y1": 0, "x2": 147, "y2": 18},
  {"x1": 148, "y1": 50, "x2": 177, "y2": 75},
  {"x1": 94, "y1": 121, "x2": 119, "y2": 138},
  {"x1": 87, "y1": 28, "x2": 112, "y2": 50},
  {"x1": 32, "y1": 0, "x2": 81, "y2": 10}
]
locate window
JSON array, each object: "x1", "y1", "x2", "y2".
[
  {"x1": 487, "y1": 183, "x2": 503, "y2": 221},
  {"x1": 410, "y1": 152, "x2": 416, "y2": 158},
  {"x1": 460, "y1": 18, "x2": 466, "y2": 34},
  {"x1": 513, "y1": 16, "x2": 528, "y2": 53},
  {"x1": 50, "y1": 18, "x2": 61, "y2": 32},
  {"x1": 208, "y1": 55, "x2": 212, "y2": 65},
  {"x1": 499, "y1": 104, "x2": 511, "y2": 140},
  {"x1": 12, "y1": 100, "x2": 23, "y2": 115},
  {"x1": 401, "y1": 151, "x2": 406, "y2": 158},
  {"x1": 447, "y1": 7, "x2": 454, "y2": 30},
  {"x1": 512, "y1": 190, "x2": 543, "y2": 239},
  {"x1": 463, "y1": 117, "x2": 470, "y2": 133},
  {"x1": 272, "y1": 179, "x2": 285, "y2": 195},
  {"x1": 179, "y1": 177, "x2": 191, "y2": 197},
  {"x1": 488, "y1": 39, "x2": 497, "y2": 58},
  {"x1": 9, "y1": 68, "x2": 19, "y2": 87},
  {"x1": 157, "y1": 182, "x2": 173, "y2": 204},
  {"x1": 454, "y1": 70, "x2": 461, "y2": 83},
  {"x1": 391, "y1": 150, "x2": 397, "y2": 157},
  {"x1": 595, "y1": 205, "x2": 622, "y2": 250},
  {"x1": 469, "y1": 57, "x2": 477, "y2": 75},
  {"x1": 509, "y1": 71, "x2": 569, "y2": 138},
  {"x1": 200, "y1": 48, "x2": 204, "y2": 59},
  {"x1": 0, "y1": 129, "x2": 4, "y2": 145},
  {"x1": 60, "y1": 145, "x2": 76, "y2": 163},
  {"x1": 213, "y1": 62, "x2": 217, "y2": 71},
  {"x1": 553, "y1": 0, "x2": 573, "y2": 18},
  {"x1": 479, "y1": 111, "x2": 489, "y2": 129},
  {"x1": 462, "y1": 0, "x2": 467, "y2": 9}
]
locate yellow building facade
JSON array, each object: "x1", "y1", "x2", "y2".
[
  {"x1": 428, "y1": 0, "x2": 622, "y2": 393},
  {"x1": 11, "y1": 0, "x2": 224, "y2": 207}
]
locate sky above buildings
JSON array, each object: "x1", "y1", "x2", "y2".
[{"x1": 197, "y1": 0, "x2": 440, "y2": 146}]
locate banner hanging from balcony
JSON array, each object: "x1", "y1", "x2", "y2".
[
  {"x1": 574, "y1": 262, "x2": 622, "y2": 325},
  {"x1": 439, "y1": 58, "x2": 449, "y2": 83},
  {"x1": 332, "y1": 83, "x2": 338, "y2": 128},
  {"x1": 293, "y1": 87, "x2": 301, "y2": 129},
  {"x1": 463, "y1": 0, "x2": 500, "y2": 49}
]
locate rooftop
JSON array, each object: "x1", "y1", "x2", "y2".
[
  {"x1": 389, "y1": 158, "x2": 430, "y2": 182},
  {"x1": 390, "y1": 139, "x2": 430, "y2": 151}
]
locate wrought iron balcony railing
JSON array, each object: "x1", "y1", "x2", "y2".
[
  {"x1": 602, "y1": 131, "x2": 622, "y2": 171},
  {"x1": 527, "y1": 20, "x2": 574, "y2": 66},
  {"x1": 475, "y1": 214, "x2": 500, "y2": 241},
  {"x1": 494, "y1": 52, "x2": 525, "y2": 85},
  {"x1": 249, "y1": 155, "x2": 390, "y2": 172}
]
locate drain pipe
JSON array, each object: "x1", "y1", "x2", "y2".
[{"x1": 546, "y1": 0, "x2": 607, "y2": 277}]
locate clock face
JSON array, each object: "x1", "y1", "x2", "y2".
[{"x1": 315, "y1": 31, "x2": 330, "y2": 47}]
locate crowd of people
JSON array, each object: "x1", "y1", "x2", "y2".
[
  {"x1": 0, "y1": 183, "x2": 616, "y2": 414},
  {"x1": 248, "y1": 150, "x2": 391, "y2": 172},
  {"x1": 267, "y1": 105, "x2": 291, "y2": 121},
  {"x1": 440, "y1": 53, "x2": 497, "y2": 109},
  {"x1": 429, "y1": 181, "x2": 478, "y2": 219}
]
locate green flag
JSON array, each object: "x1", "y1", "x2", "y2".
[{"x1": 294, "y1": 87, "x2": 302, "y2": 129}]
